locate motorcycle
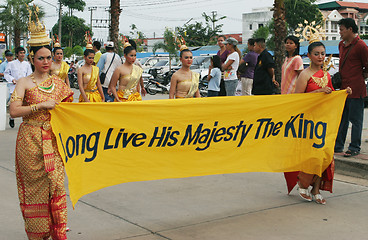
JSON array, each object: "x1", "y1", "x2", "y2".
[
  {"x1": 146, "y1": 79, "x2": 170, "y2": 95},
  {"x1": 145, "y1": 70, "x2": 175, "y2": 95},
  {"x1": 68, "y1": 72, "x2": 79, "y2": 89},
  {"x1": 199, "y1": 76, "x2": 208, "y2": 97}
]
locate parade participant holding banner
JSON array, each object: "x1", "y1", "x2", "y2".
[
  {"x1": 50, "y1": 34, "x2": 70, "y2": 87},
  {"x1": 284, "y1": 24, "x2": 352, "y2": 204},
  {"x1": 109, "y1": 37, "x2": 146, "y2": 102},
  {"x1": 9, "y1": 5, "x2": 73, "y2": 239},
  {"x1": 77, "y1": 33, "x2": 104, "y2": 102},
  {"x1": 169, "y1": 40, "x2": 200, "y2": 99}
]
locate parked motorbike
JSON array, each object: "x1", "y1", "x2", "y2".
[
  {"x1": 199, "y1": 76, "x2": 208, "y2": 97},
  {"x1": 146, "y1": 70, "x2": 175, "y2": 95},
  {"x1": 68, "y1": 72, "x2": 79, "y2": 89},
  {"x1": 146, "y1": 79, "x2": 170, "y2": 95}
]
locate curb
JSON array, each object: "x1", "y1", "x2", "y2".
[{"x1": 334, "y1": 155, "x2": 368, "y2": 180}]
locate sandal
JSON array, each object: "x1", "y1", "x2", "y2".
[
  {"x1": 297, "y1": 185, "x2": 312, "y2": 202},
  {"x1": 344, "y1": 150, "x2": 359, "y2": 158},
  {"x1": 312, "y1": 193, "x2": 326, "y2": 205}
]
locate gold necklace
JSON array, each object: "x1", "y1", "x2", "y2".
[
  {"x1": 311, "y1": 71, "x2": 328, "y2": 88},
  {"x1": 31, "y1": 74, "x2": 55, "y2": 93}
]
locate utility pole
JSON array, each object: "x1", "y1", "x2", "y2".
[
  {"x1": 211, "y1": 11, "x2": 216, "y2": 31},
  {"x1": 89, "y1": 7, "x2": 97, "y2": 33},
  {"x1": 58, "y1": 0, "x2": 62, "y2": 41}
]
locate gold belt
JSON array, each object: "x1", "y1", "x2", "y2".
[
  {"x1": 24, "y1": 119, "x2": 51, "y2": 131},
  {"x1": 85, "y1": 88, "x2": 97, "y2": 92}
]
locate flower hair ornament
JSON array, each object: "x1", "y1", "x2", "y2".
[
  {"x1": 121, "y1": 34, "x2": 131, "y2": 48},
  {"x1": 85, "y1": 31, "x2": 93, "y2": 49}
]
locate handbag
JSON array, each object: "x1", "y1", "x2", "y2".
[
  {"x1": 237, "y1": 62, "x2": 248, "y2": 75},
  {"x1": 100, "y1": 53, "x2": 116, "y2": 84},
  {"x1": 332, "y1": 43, "x2": 355, "y2": 89}
]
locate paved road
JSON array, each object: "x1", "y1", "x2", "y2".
[{"x1": 1, "y1": 90, "x2": 368, "y2": 239}]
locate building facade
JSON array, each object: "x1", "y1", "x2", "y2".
[
  {"x1": 241, "y1": 8, "x2": 273, "y2": 44},
  {"x1": 318, "y1": 1, "x2": 368, "y2": 40}
]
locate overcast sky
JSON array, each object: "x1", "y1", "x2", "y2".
[{"x1": 27, "y1": 0, "x2": 367, "y2": 41}]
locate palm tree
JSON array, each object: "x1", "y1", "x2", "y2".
[
  {"x1": 273, "y1": 0, "x2": 287, "y2": 86},
  {"x1": 0, "y1": 0, "x2": 44, "y2": 48},
  {"x1": 110, "y1": 0, "x2": 120, "y2": 52}
]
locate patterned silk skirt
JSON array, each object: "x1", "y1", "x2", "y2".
[{"x1": 15, "y1": 121, "x2": 67, "y2": 240}]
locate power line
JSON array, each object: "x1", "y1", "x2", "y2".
[{"x1": 122, "y1": 10, "x2": 201, "y2": 22}]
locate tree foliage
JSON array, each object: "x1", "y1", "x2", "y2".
[
  {"x1": 63, "y1": 46, "x2": 73, "y2": 58},
  {"x1": 284, "y1": 0, "x2": 322, "y2": 33},
  {"x1": 0, "y1": 0, "x2": 45, "y2": 48},
  {"x1": 72, "y1": 45, "x2": 84, "y2": 56},
  {"x1": 61, "y1": 0, "x2": 86, "y2": 12},
  {"x1": 128, "y1": 24, "x2": 147, "y2": 52},
  {"x1": 251, "y1": 21, "x2": 275, "y2": 50},
  {"x1": 152, "y1": 29, "x2": 179, "y2": 70},
  {"x1": 177, "y1": 12, "x2": 226, "y2": 46},
  {"x1": 52, "y1": 15, "x2": 91, "y2": 47}
]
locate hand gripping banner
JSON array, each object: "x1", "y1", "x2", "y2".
[{"x1": 50, "y1": 91, "x2": 347, "y2": 207}]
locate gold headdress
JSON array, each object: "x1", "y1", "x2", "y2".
[
  {"x1": 296, "y1": 21, "x2": 334, "y2": 73},
  {"x1": 27, "y1": 4, "x2": 51, "y2": 47},
  {"x1": 53, "y1": 34, "x2": 61, "y2": 48},
  {"x1": 85, "y1": 31, "x2": 93, "y2": 49},
  {"x1": 177, "y1": 35, "x2": 188, "y2": 51},
  {"x1": 295, "y1": 20, "x2": 325, "y2": 44},
  {"x1": 121, "y1": 34, "x2": 131, "y2": 48}
]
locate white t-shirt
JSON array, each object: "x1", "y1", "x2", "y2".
[
  {"x1": 223, "y1": 52, "x2": 239, "y2": 81},
  {"x1": 208, "y1": 67, "x2": 221, "y2": 91}
]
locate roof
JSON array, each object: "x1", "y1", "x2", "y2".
[{"x1": 318, "y1": 1, "x2": 368, "y2": 12}]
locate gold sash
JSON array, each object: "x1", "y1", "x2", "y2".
[{"x1": 185, "y1": 71, "x2": 200, "y2": 98}]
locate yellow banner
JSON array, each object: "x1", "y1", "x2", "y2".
[{"x1": 50, "y1": 91, "x2": 347, "y2": 207}]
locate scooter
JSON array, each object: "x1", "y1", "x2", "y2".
[{"x1": 146, "y1": 79, "x2": 170, "y2": 95}]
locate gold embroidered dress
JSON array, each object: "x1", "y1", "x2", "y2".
[
  {"x1": 14, "y1": 75, "x2": 73, "y2": 240},
  {"x1": 79, "y1": 65, "x2": 102, "y2": 102},
  {"x1": 176, "y1": 71, "x2": 200, "y2": 98},
  {"x1": 115, "y1": 64, "x2": 143, "y2": 102}
]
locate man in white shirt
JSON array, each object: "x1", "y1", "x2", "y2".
[
  {"x1": 4, "y1": 46, "x2": 32, "y2": 128},
  {"x1": 97, "y1": 42, "x2": 122, "y2": 102}
]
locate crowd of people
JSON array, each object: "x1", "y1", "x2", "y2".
[{"x1": 0, "y1": 10, "x2": 367, "y2": 238}]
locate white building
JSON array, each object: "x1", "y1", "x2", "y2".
[
  {"x1": 242, "y1": 8, "x2": 273, "y2": 44},
  {"x1": 321, "y1": 10, "x2": 343, "y2": 41}
]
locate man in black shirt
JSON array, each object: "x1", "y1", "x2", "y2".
[{"x1": 252, "y1": 38, "x2": 279, "y2": 95}]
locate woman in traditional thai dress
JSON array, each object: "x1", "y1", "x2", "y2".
[
  {"x1": 77, "y1": 49, "x2": 104, "y2": 102},
  {"x1": 9, "y1": 10, "x2": 73, "y2": 238},
  {"x1": 169, "y1": 47, "x2": 200, "y2": 99},
  {"x1": 109, "y1": 44, "x2": 146, "y2": 102},
  {"x1": 284, "y1": 42, "x2": 351, "y2": 204},
  {"x1": 50, "y1": 36, "x2": 70, "y2": 87},
  {"x1": 281, "y1": 35, "x2": 304, "y2": 94}
]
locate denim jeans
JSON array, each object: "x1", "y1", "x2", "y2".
[
  {"x1": 335, "y1": 98, "x2": 364, "y2": 152},
  {"x1": 224, "y1": 80, "x2": 237, "y2": 96},
  {"x1": 103, "y1": 87, "x2": 115, "y2": 102}
]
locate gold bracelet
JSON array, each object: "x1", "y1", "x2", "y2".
[{"x1": 30, "y1": 104, "x2": 38, "y2": 113}]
